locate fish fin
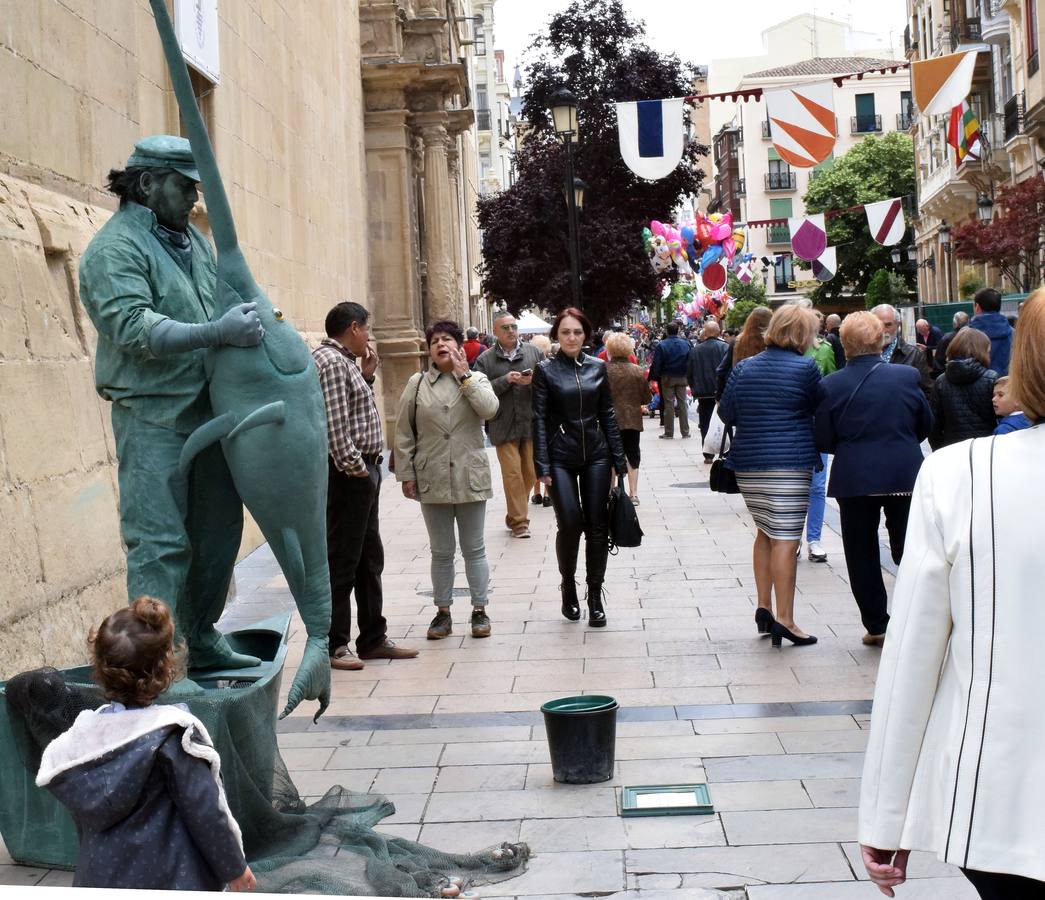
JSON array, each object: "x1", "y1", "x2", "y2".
[
  {"x1": 227, "y1": 401, "x2": 286, "y2": 439},
  {"x1": 178, "y1": 413, "x2": 236, "y2": 475}
]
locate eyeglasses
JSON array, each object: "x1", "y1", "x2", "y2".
[{"x1": 499, "y1": 324, "x2": 518, "y2": 330}]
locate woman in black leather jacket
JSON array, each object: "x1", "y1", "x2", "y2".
[{"x1": 533, "y1": 307, "x2": 628, "y2": 626}]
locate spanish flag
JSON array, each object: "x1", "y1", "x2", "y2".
[{"x1": 947, "y1": 100, "x2": 982, "y2": 164}]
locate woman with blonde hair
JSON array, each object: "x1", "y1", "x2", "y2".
[
  {"x1": 716, "y1": 305, "x2": 772, "y2": 399},
  {"x1": 719, "y1": 305, "x2": 822, "y2": 647},
  {"x1": 604, "y1": 331, "x2": 653, "y2": 504},
  {"x1": 859, "y1": 290, "x2": 1045, "y2": 899}
]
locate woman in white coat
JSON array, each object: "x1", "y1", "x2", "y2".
[{"x1": 858, "y1": 290, "x2": 1045, "y2": 899}]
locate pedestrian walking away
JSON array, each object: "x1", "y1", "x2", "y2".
[
  {"x1": 967, "y1": 287, "x2": 1013, "y2": 375},
  {"x1": 716, "y1": 306, "x2": 772, "y2": 400},
  {"x1": 649, "y1": 320, "x2": 692, "y2": 438},
  {"x1": 719, "y1": 305, "x2": 822, "y2": 648},
  {"x1": 802, "y1": 310, "x2": 838, "y2": 563},
  {"x1": 932, "y1": 310, "x2": 969, "y2": 377},
  {"x1": 473, "y1": 311, "x2": 545, "y2": 538},
  {"x1": 687, "y1": 319, "x2": 729, "y2": 461},
  {"x1": 814, "y1": 312, "x2": 932, "y2": 647},
  {"x1": 929, "y1": 327, "x2": 998, "y2": 450},
  {"x1": 314, "y1": 301, "x2": 418, "y2": 669},
  {"x1": 533, "y1": 308, "x2": 628, "y2": 628},
  {"x1": 858, "y1": 289, "x2": 1045, "y2": 900},
  {"x1": 395, "y1": 320, "x2": 500, "y2": 641},
  {"x1": 604, "y1": 331, "x2": 652, "y2": 505}
]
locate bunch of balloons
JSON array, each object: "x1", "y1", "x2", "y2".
[{"x1": 643, "y1": 214, "x2": 747, "y2": 291}]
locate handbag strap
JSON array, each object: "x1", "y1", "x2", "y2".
[
  {"x1": 837, "y1": 362, "x2": 884, "y2": 427},
  {"x1": 408, "y1": 372, "x2": 423, "y2": 465}
]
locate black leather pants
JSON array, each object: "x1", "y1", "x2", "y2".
[{"x1": 550, "y1": 461, "x2": 613, "y2": 585}]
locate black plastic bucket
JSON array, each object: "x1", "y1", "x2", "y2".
[{"x1": 540, "y1": 695, "x2": 618, "y2": 784}]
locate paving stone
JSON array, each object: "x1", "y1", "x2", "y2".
[
  {"x1": 291, "y1": 768, "x2": 377, "y2": 796},
  {"x1": 622, "y1": 814, "x2": 727, "y2": 849},
  {"x1": 435, "y1": 765, "x2": 528, "y2": 792},
  {"x1": 279, "y1": 746, "x2": 335, "y2": 770},
  {"x1": 802, "y1": 778, "x2": 861, "y2": 808},
  {"x1": 424, "y1": 788, "x2": 618, "y2": 822},
  {"x1": 615, "y1": 732, "x2": 783, "y2": 760},
  {"x1": 745, "y1": 876, "x2": 978, "y2": 898},
  {"x1": 708, "y1": 780, "x2": 812, "y2": 812},
  {"x1": 777, "y1": 729, "x2": 869, "y2": 754},
  {"x1": 692, "y1": 715, "x2": 858, "y2": 735},
  {"x1": 419, "y1": 820, "x2": 522, "y2": 853},
  {"x1": 0, "y1": 865, "x2": 47, "y2": 886},
  {"x1": 518, "y1": 816, "x2": 628, "y2": 852},
  {"x1": 277, "y1": 731, "x2": 373, "y2": 748},
  {"x1": 370, "y1": 766, "x2": 439, "y2": 794},
  {"x1": 480, "y1": 850, "x2": 625, "y2": 897},
  {"x1": 840, "y1": 843, "x2": 962, "y2": 880},
  {"x1": 367, "y1": 725, "x2": 533, "y2": 745},
  {"x1": 327, "y1": 744, "x2": 444, "y2": 769},
  {"x1": 720, "y1": 806, "x2": 858, "y2": 845},
  {"x1": 705, "y1": 752, "x2": 865, "y2": 783}
]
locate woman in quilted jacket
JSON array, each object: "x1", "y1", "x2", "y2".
[{"x1": 928, "y1": 327, "x2": 998, "y2": 450}]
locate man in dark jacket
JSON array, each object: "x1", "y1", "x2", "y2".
[
  {"x1": 932, "y1": 310, "x2": 968, "y2": 376},
  {"x1": 871, "y1": 304, "x2": 933, "y2": 397},
  {"x1": 687, "y1": 319, "x2": 729, "y2": 458},
  {"x1": 968, "y1": 287, "x2": 1013, "y2": 375},
  {"x1": 474, "y1": 312, "x2": 545, "y2": 538},
  {"x1": 650, "y1": 320, "x2": 692, "y2": 438}
]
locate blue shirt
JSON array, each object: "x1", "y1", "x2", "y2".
[{"x1": 995, "y1": 412, "x2": 1031, "y2": 435}]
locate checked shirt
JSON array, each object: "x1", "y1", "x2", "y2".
[{"x1": 312, "y1": 337, "x2": 383, "y2": 476}]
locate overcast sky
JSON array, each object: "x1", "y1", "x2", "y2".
[{"x1": 493, "y1": 0, "x2": 908, "y2": 86}]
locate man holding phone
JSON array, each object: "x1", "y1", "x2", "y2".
[{"x1": 474, "y1": 312, "x2": 546, "y2": 538}]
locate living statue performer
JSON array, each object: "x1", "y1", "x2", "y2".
[{"x1": 148, "y1": 0, "x2": 332, "y2": 721}]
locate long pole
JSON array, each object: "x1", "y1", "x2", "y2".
[{"x1": 564, "y1": 139, "x2": 581, "y2": 306}]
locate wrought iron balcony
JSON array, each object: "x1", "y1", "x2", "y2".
[
  {"x1": 950, "y1": 17, "x2": 982, "y2": 47},
  {"x1": 851, "y1": 114, "x2": 882, "y2": 134},
  {"x1": 897, "y1": 110, "x2": 914, "y2": 130},
  {"x1": 476, "y1": 108, "x2": 492, "y2": 131},
  {"x1": 765, "y1": 171, "x2": 796, "y2": 191},
  {"x1": 1004, "y1": 92, "x2": 1024, "y2": 142},
  {"x1": 766, "y1": 224, "x2": 790, "y2": 244}
]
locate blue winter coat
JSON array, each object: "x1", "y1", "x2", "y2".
[
  {"x1": 969, "y1": 311, "x2": 1013, "y2": 375},
  {"x1": 718, "y1": 347, "x2": 821, "y2": 472}
]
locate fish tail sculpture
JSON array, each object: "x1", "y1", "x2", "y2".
[{"x1": 149, "y1": 0, "x2": 331, "y2": 721}]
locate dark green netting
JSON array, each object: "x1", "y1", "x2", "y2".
[{"x1": 4, "y1": 669, "x2": 529, "y2": 896}]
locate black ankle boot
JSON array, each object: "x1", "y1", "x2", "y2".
[
  {"x1": 560, "y1": 581, "x2": 581, "y2": 621},
  {"x1": 585, "y1": 583, "x2": 607, "y2": 628}
]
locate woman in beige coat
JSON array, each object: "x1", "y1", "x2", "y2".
[
  {"x1": 394, "y1": 320, "x2": 499, "y2": 641},
  {"x1": 858, "y1": 290, "x2": 1045, "y2": 899}
]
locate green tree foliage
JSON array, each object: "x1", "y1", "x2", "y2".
[
  {"x1": 802, "y1": 132, "x2": 916, "y2": 303},
  {"x1": 726, "y1": 272, "x2": 766, "y2": 305},
  {"x1": 725, "y1": 299, "x2": 765, "y2": 330},
  {"x1": 958, "y1": 269, "x2": 985, "y2": 299},
  {"x1": 864, "y1": 268, "x2": 910, "y2": 310},
  {"x1": 476, "y1": 0, "x2": 707, "y2": 326}
]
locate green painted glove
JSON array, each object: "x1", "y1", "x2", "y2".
[{"x1": 279, "y1": 636, "x2": 331, "y2": 723}]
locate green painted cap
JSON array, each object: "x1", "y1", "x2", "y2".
[
  {"x1": 541, "y1": 695, "x2": 617, "y2": 714},
  {"x1": 126, "y1": 135, "x2": 201, "y2": 182}
]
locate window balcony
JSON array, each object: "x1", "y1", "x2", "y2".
[
  {"x1": 897, "y1": 110, "x2": 914, "y2": 130},
  {"x1": 766, "y1": 224, "x2": 790, "y2": 245},
  {"x1": 851, "y1": 114, "x2": 883, "y2": 133},
  {"x1": 761, "y1": 120, "x2": 771, "y2": 139},
  {"x1": 476, "y1": 108, "x2": 492, "y2": 131},
  {"x1": 765, "y1": 171, "x2": 796, "y2": 191},
  {"x1": 981, "y1": 0, "x2": 1011, "y2": 45},
  {"x1": 950, "y1": 17, "x2": 982, "y2": 47},
  {"x1": 1004, "y1": 92, "x2": 1024, "y2": 142},
  {"x1": 736, "y1": 177, "x2": 746, "y2": 196}
]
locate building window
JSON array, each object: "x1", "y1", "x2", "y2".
[
  {"x1": 1029, "y1": 0, "x2": 1039, "y2": 74},
  {"x1": 899, "y1": 90, "x2": 913, "y2": 129},
  {"x1": 179, "y1": 67, "x2": 216, "y2": 142},
  {"x1": 767, "y1": 158, "x2": 795, "y2": 190},
  {"x1": 774, "y1": 253, "x2": 794, "y2": 291},
  {"x1": 853, "y1": 94, "x2": 880, "y2": 133}
]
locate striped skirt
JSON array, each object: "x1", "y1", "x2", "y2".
[{"x1": 734, "y1": 470, "x2": 813, "y2": 541}]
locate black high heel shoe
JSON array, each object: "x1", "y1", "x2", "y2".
[
  {"x1": 560, "y1": 581, "x2": 581, "y2": 621},
  {"x1": 754, "y1": 607, "x2": 774, "y2": 636},
  {"x1": 585, "y1": 584, "x2": 607, "y2": 628},
  {"x1": 770, "y1": 621, "x2": 818, "y2": 648}
]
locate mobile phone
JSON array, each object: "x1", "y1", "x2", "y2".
[{"x1": 521, "y1": 368, "x2": 533, "y2": 376}]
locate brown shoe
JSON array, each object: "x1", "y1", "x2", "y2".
[
  {"x1": 862, "y1": 633, "x2": 886, "y2": 647},
  {"x1": 358, "y1": 639, "x2": 419, "y2": 660},
  {"x1": 427, "y1": 609, "x2": 453, "y2": 640},
  {"x1": 512, "y1": 526, "x2": 531, "y2": 539},
  {"x1": 330, "y1": 646, "x2": 364, "y2": 671}
]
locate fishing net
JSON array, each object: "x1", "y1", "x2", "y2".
[{"x1": 4, "y1": 668, "x2": 529, "y2": 896}]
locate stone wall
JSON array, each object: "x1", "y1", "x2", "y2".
[{"x1": 0, "y1": 0, "x2": 368, "y2": 678}]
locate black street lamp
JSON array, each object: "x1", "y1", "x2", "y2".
[
  {"x1": 549, "y1": 88, "x2": 583, "y2": 305},
  {"x1": 938, "y1": 221, "x2": 953, "y2": 301},
  {"x1": 976, "y1": 192, "x2": 994, "y2": 223}
]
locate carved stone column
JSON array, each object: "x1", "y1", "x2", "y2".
[
  {"x1": 414, "y1": 114, "x2": 458, "y2": 324},
  {"x1": 446, "y1": 141, "x2": 465, "y2": 320}
]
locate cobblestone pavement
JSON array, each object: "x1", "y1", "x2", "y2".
[{"x1": 3, "y1": 428, "x2": 976, "y2": 898}]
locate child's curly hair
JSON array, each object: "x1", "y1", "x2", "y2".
[{"x1": 89, "y1": 596, "x2": 185, "y2": 706}]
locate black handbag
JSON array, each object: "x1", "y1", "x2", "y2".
[
  {"x1": 709, "y1": 424, "x2": 740, "y2": 494},
  {"x1": 608, "y1": 475, "x2": 643, "y2": 550}
]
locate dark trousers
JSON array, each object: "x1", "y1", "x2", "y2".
[
  {"x1": 660, "y1": 374, "x2": 690, "y2": 437},
  {"x1": 550, "y1": 461, "x2": 613, "y2": 586},
  {"x1": 696, "y1": 396, "x2": 716, "y2": 447},
  {"x1": 962, "y1": 868, "x2": 1045, "y2": 899},
  {"x1": 326, "y1": 457, "x2": 387, "y2": 655},
  {"x1": 837, "y1": 494, "x2": 912, "y2": 636}
]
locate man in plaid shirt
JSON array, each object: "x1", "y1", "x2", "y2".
[{"x1": 313, "y1": 302, "x2": 418, "y2": 670}]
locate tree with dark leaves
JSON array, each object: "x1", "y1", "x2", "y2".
[{"x1": 477, "y1": 0, "x2": 707, "y2": 327}]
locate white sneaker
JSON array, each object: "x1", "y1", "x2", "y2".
[{"x1": 807, "y1": 541, "x2": 827, "y2": 562}]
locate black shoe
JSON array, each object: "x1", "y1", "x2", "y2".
[
  {"x1": 560, "y1": 581, "x2": 581, "y2": 621},
  {"x1": 427, "y1": 609, "x2": 453, "y2": 640},
  {"x1": 543, "y1": 496, "x2": 552, "y2": 507},
  {"x1": 585, "y1": 584, "x2": 607, "y2": 628},
  {"x1": 770, "y1": 621, "x2": 817, "y2": 648},
  {"x1": 470, "y1": 608, "x2": 491, "y2": 638},
  {"x1": 531, "y1": 494, "x2": 543, "y2": 505},
  {"x1": 755, "y1": 607, "x2": 774, "y2": 636}
]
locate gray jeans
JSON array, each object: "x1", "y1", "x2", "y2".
[{"x1": 420, "y1": 501, "x2": 490, "y2": 607}]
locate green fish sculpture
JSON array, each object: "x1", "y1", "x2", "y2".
[{"x1": 148, "y1": 0, "x2": 331, "y2": 721}]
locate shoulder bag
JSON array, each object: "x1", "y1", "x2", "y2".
[
  {"x1": 709, "y1": 422, "x2": 739, "y2": 494},
  {"x1": 608, "y1": 474, "x2": 643, "y2": 551},
  {"x1": 388, "y1": 373, "x2": 423, "y2": 475}
]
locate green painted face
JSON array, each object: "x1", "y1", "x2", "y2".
[{"x1": 142, "y1": 169, "x2": 199, "y2": 231}]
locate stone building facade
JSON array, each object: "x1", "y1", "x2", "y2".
[{"x1": 0, "y1": 0, "x2": 484, "y2": 677}]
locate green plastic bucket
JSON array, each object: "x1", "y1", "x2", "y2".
[{"x1": 540, "y1": 695, "x2": 618, "y2": 784}]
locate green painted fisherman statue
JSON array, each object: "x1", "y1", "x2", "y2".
[{"x1": 79, "y1": 135, "x2": 265, "y2": 672}]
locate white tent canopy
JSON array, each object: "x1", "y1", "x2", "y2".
[{"x1": 515, "y1": 311, "x2": 552, "y2": 335}]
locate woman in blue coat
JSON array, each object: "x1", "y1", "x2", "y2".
[{"x1": 719, "y1": 305, "x2": 822, "y2": 648}]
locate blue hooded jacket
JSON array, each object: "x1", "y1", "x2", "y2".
[{"x1": 969, "y1": 311, "x2": 1013, "y2": 375}]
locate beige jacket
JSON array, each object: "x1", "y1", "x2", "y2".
[
  {"x1": 393, "y1": 366, "x2": 499, "y2": 504},
  {"x1": 859, "y1": 426, "x2": 1045, "y2": 881}
]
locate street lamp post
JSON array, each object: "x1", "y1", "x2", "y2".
[
  {"x1": 549, "y1": 88, "x2": 582, "y2": 305},
  {"x1": 938, "y1": 221, "x2": 953, "y2": 302}
]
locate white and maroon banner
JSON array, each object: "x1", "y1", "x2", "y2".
[
  {"x1": 812, "y1": 247, "x2": 837, "y2": 282},
  {"x1": 864, "y1": 198, "x2": 906, "y2": 246}
]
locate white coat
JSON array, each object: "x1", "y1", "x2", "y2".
[{"x1": 859, "y1": 424, "x2": 1045, "y2": 881}]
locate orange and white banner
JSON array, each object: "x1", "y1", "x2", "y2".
[
  {"x1": 912, "y1": 50, "x2": 979, "y2": 117},
  {"x1": 764, "y1": 81, "x2": 837, "y2": 168}
]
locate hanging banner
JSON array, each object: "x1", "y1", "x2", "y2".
[
  {"x1": 788, "y1": 214, "x2": 827, "y2": 261},
  {"x1": 763, "y1": 81, "x2": 837, "y2": 168},
  {"x1": 617, "y1": 98, "x2": 686, "y2": 180},
  {"x1": 735, "y1": 256, "x2": 754, "y2": 283},
  {"x1": 864, "y1": 198, "x2": 906, "y2": 246},
  {"x1": 812, "y1": 247, "x2": 837, "y2": 282},
  {"x1": 947, "y1": 100, "x2": 982, "y2": 164},
  {"x1": 912, "y1": 50, "x2": 978, "y2": 116}
]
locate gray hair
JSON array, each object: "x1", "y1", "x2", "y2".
[
  {"x1": 869, "y1": 304, "x2": 900, "y2": 323},
  {"x1": 954, "y1": 310, "x2": 970, "y2": 328}
]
